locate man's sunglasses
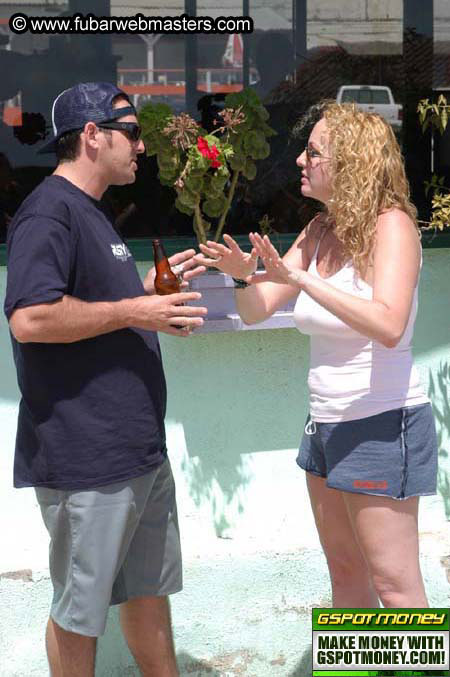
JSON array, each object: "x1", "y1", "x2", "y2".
[{"x1": 97, "y1": 121, "x2": 142, "y2": 142}]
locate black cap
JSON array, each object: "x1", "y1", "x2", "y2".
[{"x1": 38, "y1": 81, "x2": 136, "y2": 154}]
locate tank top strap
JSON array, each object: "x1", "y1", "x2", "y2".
[{"x1": 311, "y1": 226, "x2": 327, "y2": 262}]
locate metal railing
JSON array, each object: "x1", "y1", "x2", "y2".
[{"x1": 117, "y1": 67, "x2": 258, "y2": 107}]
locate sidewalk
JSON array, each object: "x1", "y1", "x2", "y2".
[{"x1": 1, "y1": 530, "x2": 448, "y2": 676}]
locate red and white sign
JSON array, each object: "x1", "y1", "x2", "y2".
[{"x1": 222, "y1": 33, "x2": 243, "y2": 68}]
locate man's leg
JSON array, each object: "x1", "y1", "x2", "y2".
[
  {"x1": 46, "y1": 617, "x2": 96, "y2": 677},
  {"x1": 36, "y1": 479, "x2": 143, "y2": 677},
  {"x1": 120, "y1": 595, "x2": 178, "y2": 677}
]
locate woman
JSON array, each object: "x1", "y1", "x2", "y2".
[{"x1": 194, "y1": 102, "x2": 438, "y2": 608}]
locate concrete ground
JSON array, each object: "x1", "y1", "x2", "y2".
[{"x1": 1, "y1": 533, "x2": 448, "y2": 677}]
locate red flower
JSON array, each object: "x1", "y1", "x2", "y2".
[
  {"x1": 209, "y1": 144, "x2": 221, "y2": 168},
  {"x1": 197, "y1": 136, "x2": 222, "y2": 169},
  {"x1": 197, "y1": 137, "x2": 209, "y2": 155}
]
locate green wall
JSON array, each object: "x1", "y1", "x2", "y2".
[{"x1": 0, "y1": 248, "x2": 449, "y2": 676}]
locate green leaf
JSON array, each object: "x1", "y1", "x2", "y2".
[
  {"x1": 159, "y1": 174, "x2": 176, "y2": 187},
  {"x1": 260, "y1": 122, "x2": 277, "y2": 137},
  {"x1": 157, "y1": 155, "x2": 179, "y2": 172},
  {"x1": 203, "y1": 196, "x2": 226, "y2": 218},
  {"x1": 177, "y1": 188, "x2": 198, "y2": 209},
  {"x1": 207, "y1": 174, "x2": 228, "y2": 197},
  {"x1": 216, "y1": 164, "x2": 230, "y2": 179},
  {"x1": 242, "y1": 159, "x2": 257, "y2": 180},
  {"x1": 255, "y1": 106, "x2": 270, "y2": 122},
  {"x1": 211, "y1": 172, "x2": 228, "y2": 189},
  {"x1": 139, "y1": 103, "x2": 173, "y2": 135},
  {"x1": 221, "y1": 144, "x2": 235, "y2": 160},
  {"x1": 441, "y1": 106, "x2": 448, "y2": 131},
  {"x1": 229, "y1": 154, "x2": 246, "y2": 171},
  {"x1": 184, "y1": 174, "x2": 205, "y2": 193},
  {"x1": 204, "y1": 134, "x2": 221, "y2": 149},
  {"x1": 249, "y1": 140, "x2": 271, "y2": 160},
  {"x1": 243, "y1": 131, "x2": 265, "y2": 156},
  {"x1": 188, "y1": 147, "x2": 210, "y2": 171},
  {"x1": 175, "y1": 197, "x2": 194, "y2": 216}
]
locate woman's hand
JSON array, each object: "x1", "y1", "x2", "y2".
[
  {"x1": 246, "y1": 233, "x2": 304, "y2": 288},
  {"x1": 144, "y1": 248, "x2": 206, "y2": 295},
  {"x1": 193, "y1": 234, "x2": 258, "y2": 279}
]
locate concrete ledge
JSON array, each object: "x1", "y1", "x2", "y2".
[
  {"x1": 195, "y1": 311, "x2": 296, "y2": 333},
  {"x1": 189, "y1": 272, "x2": 297, "y2": 333}
]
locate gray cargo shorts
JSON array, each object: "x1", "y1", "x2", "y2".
[
  {"x1": 35, "y1": 458, "x2": 182, "y2": 637},
  {"x1": 297, "y1": 403, "x2": 438, "y2": 499}
]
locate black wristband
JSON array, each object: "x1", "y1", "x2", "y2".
[{"x1": 232, "y1": 277, "x2": 250, "y2": 289}]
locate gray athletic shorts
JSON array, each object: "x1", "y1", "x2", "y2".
[
  {"x1": 35, "y1": 458, "x2": 182, "y2": 637},
  {"x1": 297, "y1": 403, "x2": 438, "y2": 499}
]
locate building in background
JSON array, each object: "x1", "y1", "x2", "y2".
[{"x1": 0, "y1": 0, "x2": 449, "y2": 238}]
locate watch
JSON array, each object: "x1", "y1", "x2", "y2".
[{"x1": 232, "y1": 277, "x2": 250, "y2": 289}]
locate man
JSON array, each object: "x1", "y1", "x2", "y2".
[{"x1": 4, "y1": 82, "x2": 207, "y2": 677}]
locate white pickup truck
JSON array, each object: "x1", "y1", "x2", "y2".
[{"x1": 336, "y1": 85, "x2": 402, "y2": 130}]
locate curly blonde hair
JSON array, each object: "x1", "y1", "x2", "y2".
[{"x1": 320, "y1": 103, "x2": 418, "y2": 275}]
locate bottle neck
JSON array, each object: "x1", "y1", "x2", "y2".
[{"x1": 152, "y1": 239, "x2": 168, "y2": 265}]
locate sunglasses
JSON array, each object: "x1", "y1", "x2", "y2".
[
  {"x1": 304, "y1": 145, "x2": 331, "y2": 163},
  {"x1": 97, "y1": 121, "x2": 142, "y2": 142}
]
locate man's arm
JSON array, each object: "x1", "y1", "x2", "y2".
[{"x1": 9, "y1": 292, "x2": 207, "y2": 343}]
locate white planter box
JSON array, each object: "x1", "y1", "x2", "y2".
[{"x1": 189, "y1": 271, "x2": 296, "y2": 333}]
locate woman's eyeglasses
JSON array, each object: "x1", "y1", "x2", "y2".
[
  {"x1": 304, "y1": 145, "x2": 331, "y2": 163},
  {"x1": 97, "y1": 121, "x2": 142, "y2": 143}
]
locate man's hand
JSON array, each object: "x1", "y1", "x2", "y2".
[
  {"x1": 144, "y1": 248, "x2": 206, "y2": 295},
  {"x1": 124, "y1": 291, "x2": 207, "y2": 336}
]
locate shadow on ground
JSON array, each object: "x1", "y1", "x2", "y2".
[
  {"x1": 290, "y1": 644, "x2": 313, "y2": 676},
  {"x1": 178, "y1": 652, "x2": 222, "y2": 676}
]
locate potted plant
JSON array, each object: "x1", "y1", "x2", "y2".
[
  {"x1": 417, "y1": 95, "x2": 450, "y2": 234},
  {"x1": 138, "y1": 88, "x2": 276, "y2": 245},
  {"x1": 138, "y1": 90, "x2": 296, "y2": 330}
]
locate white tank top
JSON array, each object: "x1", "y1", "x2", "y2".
[{"x1": 293, "y1": 233, "x2": 429, "y2": 422}]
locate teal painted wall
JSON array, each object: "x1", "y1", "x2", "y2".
[{"x1": 0, "y1": 249, "x2": 449, "y2": 676}]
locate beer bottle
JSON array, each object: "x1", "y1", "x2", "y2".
[
  {"x1": 152, "y1": 239, "x2": 181, "y2": 295},
  {"x1": 152, "y1": 239, "x2": 184, "y2": 329}
]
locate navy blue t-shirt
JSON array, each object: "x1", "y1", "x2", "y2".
[{"x1": 4, "y1": 175, "x2": 167, "y2": 490}]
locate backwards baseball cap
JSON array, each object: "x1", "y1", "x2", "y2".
[{"x1": 38, "y1": 81, "x2": 136, "y2": 154}]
